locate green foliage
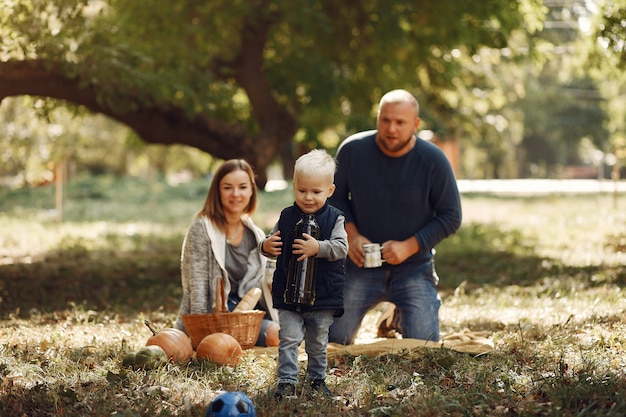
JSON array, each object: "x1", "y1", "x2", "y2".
[
  {"x1": 3, "y1": 0, "x2": 621, "y2": 182},
  {"x1": 0, "y1": 95, "x2": 214, "y2": 185},
  {"x1": 596, "y1": 0, "x2": 626, "y2": 69},
  {"x1": 1, "y1": 0, "x2": 554, "y2": 179}
]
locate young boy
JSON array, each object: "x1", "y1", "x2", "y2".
[{"x1": 260, "y1": 149, "x2": 348, "y2": 399}]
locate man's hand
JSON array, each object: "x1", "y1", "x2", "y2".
[
  {"x1": 345, "y1": 223, "x2": 420, "y2": 267},
  {"x1": 381, "y1": 237, "x2": 419, "y2": 265},
  {"x1": 345, "y1": 223, "x2": 370, "y2": 267}
]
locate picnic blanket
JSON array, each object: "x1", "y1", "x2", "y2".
[{"x1": 251, "y1": 329, "x2": 494, "y2": 359}]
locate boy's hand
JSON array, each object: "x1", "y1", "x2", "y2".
[
  {"x1": 292, "y1": 233, "x2": 320, "y2": 261},
  {"x1": 263, "y1": 231, "x2": 282, "y2": 256}
]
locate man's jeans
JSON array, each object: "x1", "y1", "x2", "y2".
[
  {"x1": 329, "y1": 259, "x2": 441, "y2": 345},
  {"x1": 277, "y1": 309, "x2": 335, "y2": 385}
]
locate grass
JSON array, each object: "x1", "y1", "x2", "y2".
[{"x1": 1, "y1": 175, "x2": 626, "y2": 416}]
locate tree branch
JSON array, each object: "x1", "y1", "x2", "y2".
[{"x1": 0, "y1": 59, "x2": 251, "y2": 159}]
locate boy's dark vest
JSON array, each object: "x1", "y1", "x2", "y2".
[{"x1": 272, "y1": 202, "x2": 345, "y2": 316}]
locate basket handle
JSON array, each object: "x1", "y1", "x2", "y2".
[{"x1": 214, "y1": 277, "x2": 228, "y2": 314}]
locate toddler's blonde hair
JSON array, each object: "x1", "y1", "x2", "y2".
[{"x1": 294, "y1": 149, "x2": 336, "y2": 184}]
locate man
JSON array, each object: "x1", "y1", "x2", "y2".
[{"x1": 328, "y1": 89, "x2": 462, "y2": 344}]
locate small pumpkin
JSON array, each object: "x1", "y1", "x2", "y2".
[
  {"x1": 122, "y1": 351, "x2": 137, "y2": 368},
  {"x1": 123, "y1": 345, "x2": 168, "y2": 370},
  {"x1": 195, "y1": 333, "x2": 243, "y2": 366},
  {"x1": 264, "y1": 321, "x2": 280, "y2": 347},
  {"x1": 145, "y1": 320, "x2": 193, "y2": 362},
  {"x1": 135, "y1": 345, "x2": 168, "y2": 369}
]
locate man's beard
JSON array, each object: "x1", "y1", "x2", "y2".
[{"x1": 378, "y1": 135, "x2": 413, "y2": 153}]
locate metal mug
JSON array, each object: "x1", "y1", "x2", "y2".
[{"x1": 363, "y1": 243, "x2": 384, "y2": 268}]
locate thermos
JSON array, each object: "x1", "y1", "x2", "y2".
[{"x1": 284, "y1": 213, "x2": 320, "y2": 305}]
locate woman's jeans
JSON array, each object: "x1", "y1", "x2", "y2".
[
  {"x1": 329, "y1": 259, "x2": 441, "y2": 345},
  {"x1": 227, "y1": 295, "x2": 272, "y2": 347},
  {"x1": 277, "y1": 309, "x2": 335, "y2": 385}
]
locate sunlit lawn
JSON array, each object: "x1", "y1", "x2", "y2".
[{"x1": 1, "y1": 176, "x2": 626, "y2": 416}]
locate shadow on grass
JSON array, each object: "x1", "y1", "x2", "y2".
[
  {"x1": 1, "y1": 223, "x2": 623, "y2": 320},
  {"x1": 0, "y1": 235, "x2": 183, "y2": 319}
]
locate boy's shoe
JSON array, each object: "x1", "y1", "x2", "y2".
[
  {"x1": 310, "y1": 380, "x2": 332, "y2": 396},
  {"x1": 273, "y1": 383, "x2": 296, "y2": 400}
]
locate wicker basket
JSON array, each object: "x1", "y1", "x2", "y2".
[{"x1": 182, "y1": 278, "x2": 265, "y2": 350}]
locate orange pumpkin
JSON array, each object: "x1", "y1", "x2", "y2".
[
  {"x1": 195, "y1": 333, "x2": 243, "y2": 366},
  {"x1": 144, "y1": 320, "x2": 193, "y2": 362},
  {"x1": 265, "y1": 321, "x2": 280, "y2": 347}
]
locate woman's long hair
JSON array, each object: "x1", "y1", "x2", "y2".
[{"x1": 196, "y1": 159, "x2": 258, "y2": 229}]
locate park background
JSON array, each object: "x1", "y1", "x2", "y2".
[{"x1": 1, "y1": 1, "x2": 626, "y2": 416}]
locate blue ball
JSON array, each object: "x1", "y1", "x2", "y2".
[{"x1": 206, "y1": 391, "x2": 256, "y2": 417}]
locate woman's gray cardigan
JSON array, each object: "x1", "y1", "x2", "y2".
[{"x1": 174, "y1": 215, "x2": 278, "y2": 333}]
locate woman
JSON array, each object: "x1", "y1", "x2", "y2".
[{"x1": 174, "y1": 159, "x2": 278, "y2": 346}]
